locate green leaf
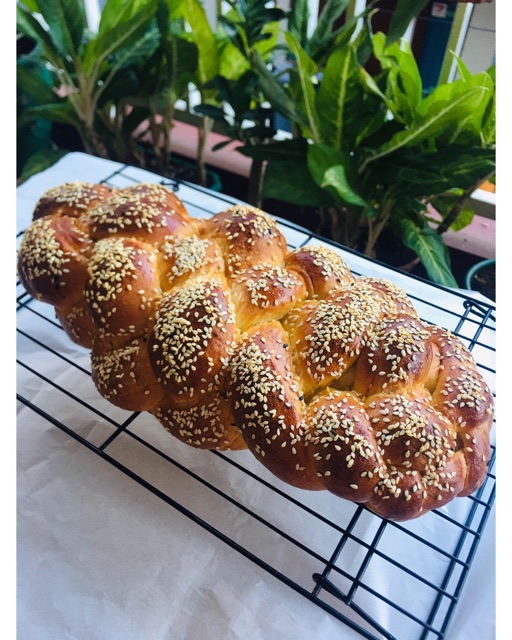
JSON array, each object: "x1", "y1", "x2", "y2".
[
  {"x1": 467, "y1": 71, "x2": 495, "y2": 145},
  {"x1": 481, "y1": 89, "x2": 496, "y2": 146},
  {"x1": 359, "y1": 66, "x2": 389, "y2": 101},
  {"x1": 19, "y1": 1, "x2": 40, "y2": 12},
  {"x1": 194, "y1": 103, "x2": 228, "y2": 122},
  {"x1": 16, "y1": 4, "x2": 61, "y2": 65},
  {"x1": 109, "y1": 23, "x2": 160, "y2": 73},
  {"x1": 288, "y1": 0, "x2": 309, "y2": 49},
  {"x1": 20, "y1": 148, "x2": 68, "y2": 182},
  {"x1": 211, "y1": 71, "x2": 257, "y2": 122},
  {"x1": 182, "y1": 0, "x2": 219, "y2": 88},
  {"x1": 121, "y1": 105, "x2": 150, "y2": 136},
  {"x1": 18, "y1": 102, "x2": 82, "y2": 128},
  {"x1": 420, "y1": 72, "x2": 493, "y2": 138},
  {"x1": 217, "y1": 14, "x2": 246, "y2": 53},
  {"x1": 315, "y1": 43, "x2": 362, "y2": 150},
  {"x1": 371, "y1": 146, "x2": 495, "y2": 199},
  {"x1": 284, "y1": 32, "x2": 321, "y2": 143},
  {"x1": 17, "y1": 62, "x2": 60, "y2": 105},
  {"x1": 253, "y1": 20, "x2": 281, "y2": 59},
  {"x1": 240, "y1": 124, "x2": 276, "y2": 142},
  {"x1": 363, "y1": 86, "x2": 489, "y2": 170},
  {"x1": 308, "y1": 144, "x2": 366, "y2": 207},
  {"x1": 250, "y1": 50, "x2": 309, "y2": 129},
  {"x1": 353, "y1": 105, "x2": 389, "y2": 147},
  {"x1": 398, "y1": 218, "x2": 458, "y2": 287},
  {"x1": 36, "y1": 0, "x2": 86, "y2": 57},
  {"x1": 453, "y1": 53, "x2": 473, "y2": 82},
  {"x1": 90, "y1": 2, "x2": 157, "y2": 69},
  {"x1": 218, "y1": 39, "x2": 250, "y2": 79},
  {"x1": 263, "y1": 160, "x2": 335, "y2": 208},
  {"x1": 386, "y1": 0, "x2": 429, "y2": 46},
  {"x1": 308, "y1": 0, "x2": 349, "y2": 59},
  {"x1": 372, "y1": 36, "x2": 423, "y2": 124},
  {"x1": 330, "y1": 11, "x2": 365, "y2": 55},
  {"x1": 211, "y1": 139, "x2": 233, "y2": 152},
  {"x1": 429, "y1": 192, "x2": 475, "y2": 232},
  {"x1": 96, "y1": 68, "x2": 140, "y2": 107},
  {"x1": 97, "y1": 0, "x2": 156, "y2": 35}
]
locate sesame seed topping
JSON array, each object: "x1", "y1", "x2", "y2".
[{"x1": 18, "y1": 179, "x2": 494, "y2": 521}]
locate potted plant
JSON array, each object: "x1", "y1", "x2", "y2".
[
  {"x1": 465, "y1": 258, "x2": 496, "y2": 301},
  {"x1": 239, "y1": 28, "x2": 495, "y2": 287},
  {"x1": 193, "y1": 0, "x2": 365, "y2": 206},
  {"x1": 16, "y1": 0, "x2": 224, "y2": 189},
  {"x1": 179, "y1": 0, "x2": 221, "y2": 187},
  {"x1": 16, "y1": 0, "x2": 160, "y2": 165},
  {"x1": 192, "y1": 0, "x2": 288, "y2": 206}
]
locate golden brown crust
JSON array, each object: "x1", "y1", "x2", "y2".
[
  {"x1": 229, "y1": 322, "x2": 323, "y2": 490},
  {"x1": 148, "y1": 279, "x2": 238, "y2": 409},
  {"x1": 86, "y1": 183, "x2": 195, "y2": 244},
  {"x1": 158, "y1": 234, "x2": 225, "y2": 291},
  {"x1": 154, "y1": 396, "x2": 246, "y2": 451},
  {"x1": 17, "y1": 214, "x2": 94, "y2": 309},
  {"x1": 84, "y1": 237, "x2": 161, "y2": 350},
  {"x1": 56, "y1": 299, "x2": 98, "y2": 349},
  {"x1": 200, "y1": 205, "x2": 288, "y2": 275},
  {"x1": 32, "y1": 181, "x2": 113, "y2": 220},
  {"x1": 364, "y1": 394, "x2": 465, "y2": 520},
  {"x1": 353, "y1": 314, "x2": 434, "y2": 397},
  {"x1": 17, "y1": 181, "x2": 495, "y2": 517},
  {"x1": 306, "y1": 389, "x2": 383, "y2": 502},
  {"x1": 283, "y1": 287, "x2": 383, "y2": 397},
  {"x1": 91, "y1": 337, "x2": 166, "y2": 411},
  {"x1": 285, "y1": 245, "x2": 355, "y2": 299},
  {"x1": 229, "y1": 264, "x2": 307, "y2": 331}
]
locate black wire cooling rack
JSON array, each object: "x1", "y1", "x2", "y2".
[{"x1": 16, "y1": 163, "x2": 496, "y2": 640}]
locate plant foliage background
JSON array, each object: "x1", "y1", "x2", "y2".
[{"x1": 17, "y1": 0, "x2": 495, "y2": 287}]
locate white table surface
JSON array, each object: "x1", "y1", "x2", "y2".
[{"x1": 15, "y1": 153, "x2": 498, "y2": 640}]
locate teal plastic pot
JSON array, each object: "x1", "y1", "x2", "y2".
[{"x1": 465, "y1": 258, "x2": 496, "y2": 301}]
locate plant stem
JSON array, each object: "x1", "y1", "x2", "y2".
[
  {"x1": 325, "y1": 204, "x2": 361, "y2": 248},
  {"x1": 248, "y1": 158, "x2": 265, "y2": 208},
  {"x1": 436, "y1": 171, "x2": 495, "y2": 235},
  {"x1": 148, "y1": 99, "x2": 163, "y2": 165},
  {"x1": 364, "y1": 199, "x2": 393, "y2": 257},
  {"x1": 197, "y1": 115, "x2": 213, "y2": 187},
  {"x1": 162, "y1": 90, "x2": 174, "y2": 169},
  {"x1": 71, "y1": 59, "x2": 109, "y2": 159},
  {"x1": 327, "y1": 206, "x2": 343, "y2": 245}
]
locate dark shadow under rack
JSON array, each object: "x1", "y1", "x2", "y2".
[{"x1": 16, "y1": 164, "x2": 496, "y2": 640}]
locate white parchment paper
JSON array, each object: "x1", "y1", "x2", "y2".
[{"x1": 16, "y1": 153, "x2": 497, "y2": 640}]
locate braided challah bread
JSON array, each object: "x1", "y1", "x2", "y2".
[{"x1": 17, "y1": 181, "x2": 494, "y2": 521}]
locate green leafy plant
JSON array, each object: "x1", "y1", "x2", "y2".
[
  {"x1": 287, "y1": 0, "x2": 371, "y2": 65},
  {"x1": 16, "y1": 0, "x2": 160, "y2": 164},
  {"x1": 16, "y1": 0, "x2": 209, "y2": 182},
  {"x1": 195, "y1": 0, "x2": 364, "y2": 205},
  {"x1": 385, "y1": 0, "x2": 430, "y2": 46},
  {"x1": 123, "y1": 0, "x2": 199, "y2": 175},
  {"x1": 193, "y1": 0, "x2": 288, "y2": 205},
  {"x1": 16, "y1": 0, "x2": 495, "y2": 287},
  {"x1": 178, "y1": 0, "x2": 220, "y2": 186},
  {"x1": 16, "y1": 35, "x2": 61, "y2": 181},
  {"x1": 243, "y1": 31, "x2": 495, "y2": 287}
]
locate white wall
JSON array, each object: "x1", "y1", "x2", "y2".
[{"x1": 460, "y1": 1, "x2": 496, "y2": 73}]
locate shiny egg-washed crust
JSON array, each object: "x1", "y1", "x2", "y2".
[{"x1": 17, "y1": 181, "x2": 494, "y2": 521}]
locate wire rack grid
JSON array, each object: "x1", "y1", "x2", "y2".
[{"x1": 16, "y1": 161, "x2": 496, "y2": 640}]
